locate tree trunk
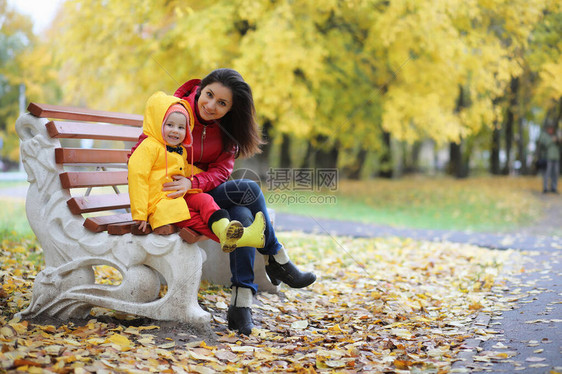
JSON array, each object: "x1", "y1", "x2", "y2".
[
  {"x1": 448, "y1": 85, "x2": 469, "y2": 178},
  {"x1": 448, "y1": 141, "x2": 469, "y2": 178},
  {"x1": 300, "y1": 141, "x2": 313, "y2": 169},
  {"x1": 517, "y1": 117, "x2": 527, "y2": 175},
  {"x1": 314, "y1": 136, "x2": 339, "y2": 169},
  {"x1": 491, "y1": 123, "x2": 501, "y2": 174},
  {"x1": 346, "y1": 148, "x2": 367, "y2": 180},
  {"x1": 378, "y1": 131, "x2": 393, "y2": 178},
  {"x1": 502, "y1": 77, "x2": 519, "y2": 175},
  {"x1": 280, "y1": 133, "x2": 291, "y2": 169},
  {"x1": 502, "y1": 110, "x2": 513, "y2": 175},
  {"x1": 404, "y1": 141, "x2": 421, "y2": 174},
  {"x1": 252, "y1": 120, "x2": 273, "y2": 178}
]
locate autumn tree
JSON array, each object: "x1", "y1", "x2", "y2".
[
  {"x1": 0, "y1": 0, "x2": 36, "y2": 163},
  {"x1": 16, "y1": 0, "x2": 562, "y2": 178}
]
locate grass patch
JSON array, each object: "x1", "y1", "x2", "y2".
[
  {"x1": 0, "y1": 198, "x2": 34, "y2": 241},
  {"x1": 264, "y1": 176, "x2": 543, "y2": 232},
  {"x1": 0, "y1": 180, "x2": 28, "y2": 188}
]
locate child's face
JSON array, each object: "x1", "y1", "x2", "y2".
[{"x1": 162, "y1": 112, "x2": 187, "y2": 146}]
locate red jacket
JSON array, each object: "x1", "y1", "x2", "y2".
[{"x1": 130, "y1": 79, "x2": 236, "y2": 192}]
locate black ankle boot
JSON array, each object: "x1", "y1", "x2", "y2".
[
  {"x1": 227, "y1": 306, "x2": 254, "y2": 335},
  {"x1": 266, "y1": 256, "x2": 317, "y2": 288}
]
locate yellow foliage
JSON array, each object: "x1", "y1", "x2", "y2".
[
  {"x1": 537, "y1": 61, "x2": 562, "y2": 104},
  {"x1": 6, "y1": 0, "x2": 560, "y2": 154}
]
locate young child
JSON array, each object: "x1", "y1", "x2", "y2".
[{"x1": 128, "y1": 91, "x2": 265, "y2": 252}]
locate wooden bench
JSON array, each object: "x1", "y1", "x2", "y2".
[{"x1": 15, "y1": 103, "x2": 276, "y2": 328}]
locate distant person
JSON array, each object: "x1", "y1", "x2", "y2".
[{"x1": 537, "y1": 124, "x2": 560, "y2": 194}]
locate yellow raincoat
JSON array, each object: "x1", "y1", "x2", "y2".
[{"x1": 128, "y1": 92, "x2": 202, "y2": 229}]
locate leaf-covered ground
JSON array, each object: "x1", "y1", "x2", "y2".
[{"x1": 0, "y1": 232, "x2": 538, "y2": 373}]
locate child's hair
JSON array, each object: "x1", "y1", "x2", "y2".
[{"x1": 197, "y1": 68, "x2": 264, "y2": 158}]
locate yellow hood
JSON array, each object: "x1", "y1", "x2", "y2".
[{"x1": 142, "y1": 91, "x2": 194, "y2": 146}]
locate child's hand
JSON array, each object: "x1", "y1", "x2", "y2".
[
  {"x1": 136, "y1": 220, "x2": 149, "y2": 233},
  {"x1": 163, "y1": 175, "x2": 192, "y2": 198}
]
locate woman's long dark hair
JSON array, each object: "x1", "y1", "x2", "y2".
[{"x1": 197, "y1": 68, "x2": 264, "y2": 158}]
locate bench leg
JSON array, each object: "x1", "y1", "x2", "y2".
[{"x1": 17, "y1": 238, "x2": 211, "y2": 328}]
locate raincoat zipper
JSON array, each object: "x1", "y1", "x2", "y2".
[{"x1": 199, "y1": 126, "x2": 207, "y2": 162}]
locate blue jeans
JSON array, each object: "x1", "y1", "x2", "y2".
[{"x1": 207, "y1": 179, "x2": 282, "y2": 293}]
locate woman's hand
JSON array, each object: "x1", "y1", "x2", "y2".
[{"x1": 163, "y1": 175, "x2": 192, "y2": 198}]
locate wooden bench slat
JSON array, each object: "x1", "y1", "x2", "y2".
[
  {"x1": 60, "y1": 171, "x2": 128, "y2": 189},
  {"x1": 46, "y1": 121, "x2": 142, "y2": 142},
  {"x1": 55, "y1": 148, "x2": 130, "y2": 164},
  {"x1": 84, "y1": 213, "x2": 132, "y2": 232},
  {"x1": 107, "y1": 221, "x2": 135, "y2": 235},
  {"x1": 179, "y1": 227, "x2": 208, "y2": 244},
  {"x1": 67, "y1": 193, "x2": 130, "y2": 214},
  {"x1": 28, "y1": 102, "x2": 143, "y2": 127}
]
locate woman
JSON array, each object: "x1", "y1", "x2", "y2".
[{"x1": 130, "y1": 69, "x2": 316, "y2": 335}]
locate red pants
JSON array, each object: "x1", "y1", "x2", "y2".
[{"x1": 175, "y1": 193, "x2": 220, "y2": 242}]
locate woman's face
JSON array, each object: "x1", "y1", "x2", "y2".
[{"x1": 198, "y1": 82, "x2": 233, "y2": 122}]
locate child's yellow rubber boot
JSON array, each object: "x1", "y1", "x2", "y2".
[
  {"x1": 209, "y1": 209, "x2": 244, "y2": 253},
  {"x1": 235, "y1": 211, "x2": 266, "y2": 249}
]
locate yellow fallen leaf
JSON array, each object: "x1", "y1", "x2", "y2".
[
  {"x1": 86, "y1": 337, "x2": 106, "y2": 344},
  {"x1": 138, "y1": 325, "x2": 160, "y2": 331},
  {"x1": 469, "y1": 302, "x2": 483, "y2": 310},
  {"x1": 137, "y1": 337, "x2": 154, "y2": 345},
  {"x1": 107, "y1": 334, "x2": 132, "y2": 350},
  {"x1": 0, "y1": 326, "x2": 14, "y2": 337},
  {"x1": 44, "y1": 345, "x2": 63, "y2": 355},
  {"x1": 200, "y1": 341, "x2": 215, "y2": 350},
  {"x1": 188, "y1": 365, "x2": 216, "y2": 374},
  {"x1": 328, "y1": 324, "x2": 344, "y2": 333}
]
